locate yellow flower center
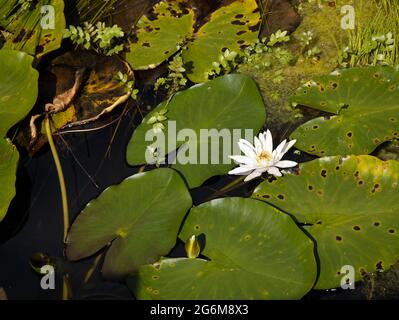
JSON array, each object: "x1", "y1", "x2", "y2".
[{"x1": 256, "y1": 151, "x2": 272, "y2": 164}]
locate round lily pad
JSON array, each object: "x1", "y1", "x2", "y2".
[
  {"x1": 66, "y1": 168, "x2": 192, "y2": 280},
  {"x1": 182, "y1": 0, "x2": 261, "y2": 83},
  {"x1": 129, "y1": 197, "x2": 317, "y2": 300},
  {"x1": 290, "y1": 66, "x2": 399, "y2": 156},
  {"x1": 126, "y1": 0, "x2": 195, "y2": 70},
  {"x1": 253, "y1": 155, "x2": 399, "y2": 289},
  {"x1": 126, "y1": 73, "x2": 266, "y2": 189},
  {"x1": 0, "y1": 0, "x2": 66, "y2": 58}
]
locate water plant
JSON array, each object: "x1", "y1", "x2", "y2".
[
  {"x1": 2, "y1": 0, "x2": 399, "y2": 302},
  {"x1": 64, "y1": 22, "x2": 124, "y2": 56}
]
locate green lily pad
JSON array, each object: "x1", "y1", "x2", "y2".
[
  {"x1": 129, "y1": 197, "x2": 316, "y2": 300},
  {"x1": 0, "y1": 139, "x2": 19, "y2": 222},
  {"x1": 126, "y1": 74, "x2": 266, "y2": 189},
  {"x1": 126, "y1": 0, "x2": 195, "y2": 70},
  {"x1": 0, "y1": 49, "x2": 38, "y2": 222},
  {"x1": 0, "y1": 49, "x2": 39, "y2": 137},
  {"x1": 66, "y1": 168, "x2": 192, "y2": 280},
  {"x1": 252, "y1": 155, "x2": 399, "y2": 289},
  {"x1": 0, "y1": 0, "x2": 66, "y2": 58},
  {"x1": 182, "y1": 0, "x2": 260, "y2": 83},
  {"x1": 290, "y1": 66, "x2": 399, "y2": 156}
]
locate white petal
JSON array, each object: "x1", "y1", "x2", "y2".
[
  {"x1": 282, "y1": 139, "x2": 297, "y2": 155},
  {"x1": 264, "y1": 130, "x2": 273, "y2": 153},
  {"x1": 228, "y1": 166, "x2": 254, "y2": 175},
  {"x1": 238, "y1": 139, "x2": 256, "y2": 158},
  {"x1": 267, "y1": 166, "x2": 282, "y2": 177},
  {"x1": 274, "y1": 139, "x2": 287, "y2": 161},
  {"x1": 244, "y1": 170, "x2": 262, "y2": 182},
  {"x1": 229, "y1": 155, "x2": 256, "y2": 165},
  {"x1": 254, "y1": 136, "x2": 262, "y2": 153},
  {"x1": 275, "y1": 160, "x2": 298, "y2": 168}
]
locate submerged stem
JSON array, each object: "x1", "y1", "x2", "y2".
[{"x1": 44, "y1": 117, "x2": 69, "y2": 242}]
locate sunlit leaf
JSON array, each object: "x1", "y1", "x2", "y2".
[
  {"x1": 290, "y1": 66, "x2": 399, "y2": 156},
  {"x1": 129, "y1": 197, "x2": 316, "y2": 299},
  {"x1": 253, "y1": 155, "x2": 399, "y2": 289},
  {"x1": 126, "y1": 74, "x2": 266, "y2": 188}
]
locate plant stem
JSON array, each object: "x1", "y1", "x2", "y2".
[{"x1": 44, "y1": 116, "x2": 69, "y2": 242}]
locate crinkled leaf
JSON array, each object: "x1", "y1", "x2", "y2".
[
  {"x1": 66, "y1": 168, "x2": 192, "y2": 279},
  {"x1": 126, "y1": 74, "x2": 266, "y2": 188},
  {"x1": 129, "y1": 197, "x2": 316, "y2": 300},
  {"x1": 290, "y1": 66, "x2": 399, "y2": 156},
  {"x1": 253, "y1": 155, "x2": 399, "y2": 289}
]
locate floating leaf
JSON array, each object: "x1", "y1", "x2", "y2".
[
  {"x1": 16, "y1": 50, "x2": 134, "y2": 154},
  {"x1": 0, "y1": 50, "x2": 39, "y2": 137},
  {"x1": 0, "y1": 0, "x2": 66, "y2": 58},
  {"x1": 0, "y1": 49, "x2": 38, "y2": 222},
  {"x1": 129, "y1": 197, "x2": 316, "y2": 300},
  {"x1": 182, "y1": 0, "x2": 260, "y2": 83},
  {"x1": 126, "y1": 0, "x2": 195, "y2": 70},
  {"x1": 252, "y1": 155, "x2": 399, "y2": 289},
  {"x1": 290, "y1": 66, "x2": 399, "y2": 156},
  {"x1": 48, "y1": 51, "x2": 134, "y2": 125},
  {"x1": 66, "y1": 168, "x2": 192, "y2": 279},
  {"x1": 126, "y1": 74, "x2": 266, "y2": 188},
  {"x1": 0, "y1": 139, "x2": 19, "y2": 222}
]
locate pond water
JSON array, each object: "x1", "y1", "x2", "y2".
[{"x1": 0, "y1": 106, "x2": 368, "y2": 300}]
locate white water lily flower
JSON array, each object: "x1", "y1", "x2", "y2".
[{"x1": 229, "y1": 130, "x2": 298, "y2": 182}]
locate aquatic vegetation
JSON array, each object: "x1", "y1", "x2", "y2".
[
  {"x1": 127, "y1": 74, "x2": 266, "y2": 188},
  {"x1": 66, "y1": 168, "x2": 192, "y2": 279},
  {"x1": 64, "y1": 22, "x2": 124, "y2": 56},
  {"x1": 0, "y1": 0, "x2": 65, "y2": 58},
  {"x1": 116, "y1": 71, "x2": 139, "y2": 100},
  {"x1": 253, "y1": 155, "x2": 399, "y2": 289},
  {"x1": 182, "y1": 0, "x2": 260, "y2": 83},
  {"x1": 18, "y1": 51, "x2": 135, "y2": 154},
  {"x1": 238, "y1": 0, "x2": 347, "y2": 132},
  {"x1": 129, "y1": 197, "x2": 317, "y2": 300},
  {"x1": 339, "y1": 0, "x2": 399, "y2": 67},
  {"x1": 126, "y1": 0, "x2": 195, "y2": 70},
  {"x1": 0, "y1": 50, "x2": 38, "y2": 222},
  {"x1": 290, "y1": 66, "x2": 399, "y2": 156},
  {"x1": 154, "y1": 55, "x2": 188, "y2": 96},
  {"x1": 229, "y1": 130, "x2": 297, "y2": 181},
  {"x1": 126, "y1": 0, "x2": 261, "y2": 83},
  {"x1": 75, "y1": 0, "x2": 120, "y2": 25},
  {"x1": 1, "y1": 0, "x2": 399, "y2": 302}
]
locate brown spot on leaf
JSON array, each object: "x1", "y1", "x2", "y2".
[
  {"x1": 13, "y1": 28, "x2": 26, "y2": 43},
  {"x1": 231, "y1": 20, "x2": 245, "y2": 26}
]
